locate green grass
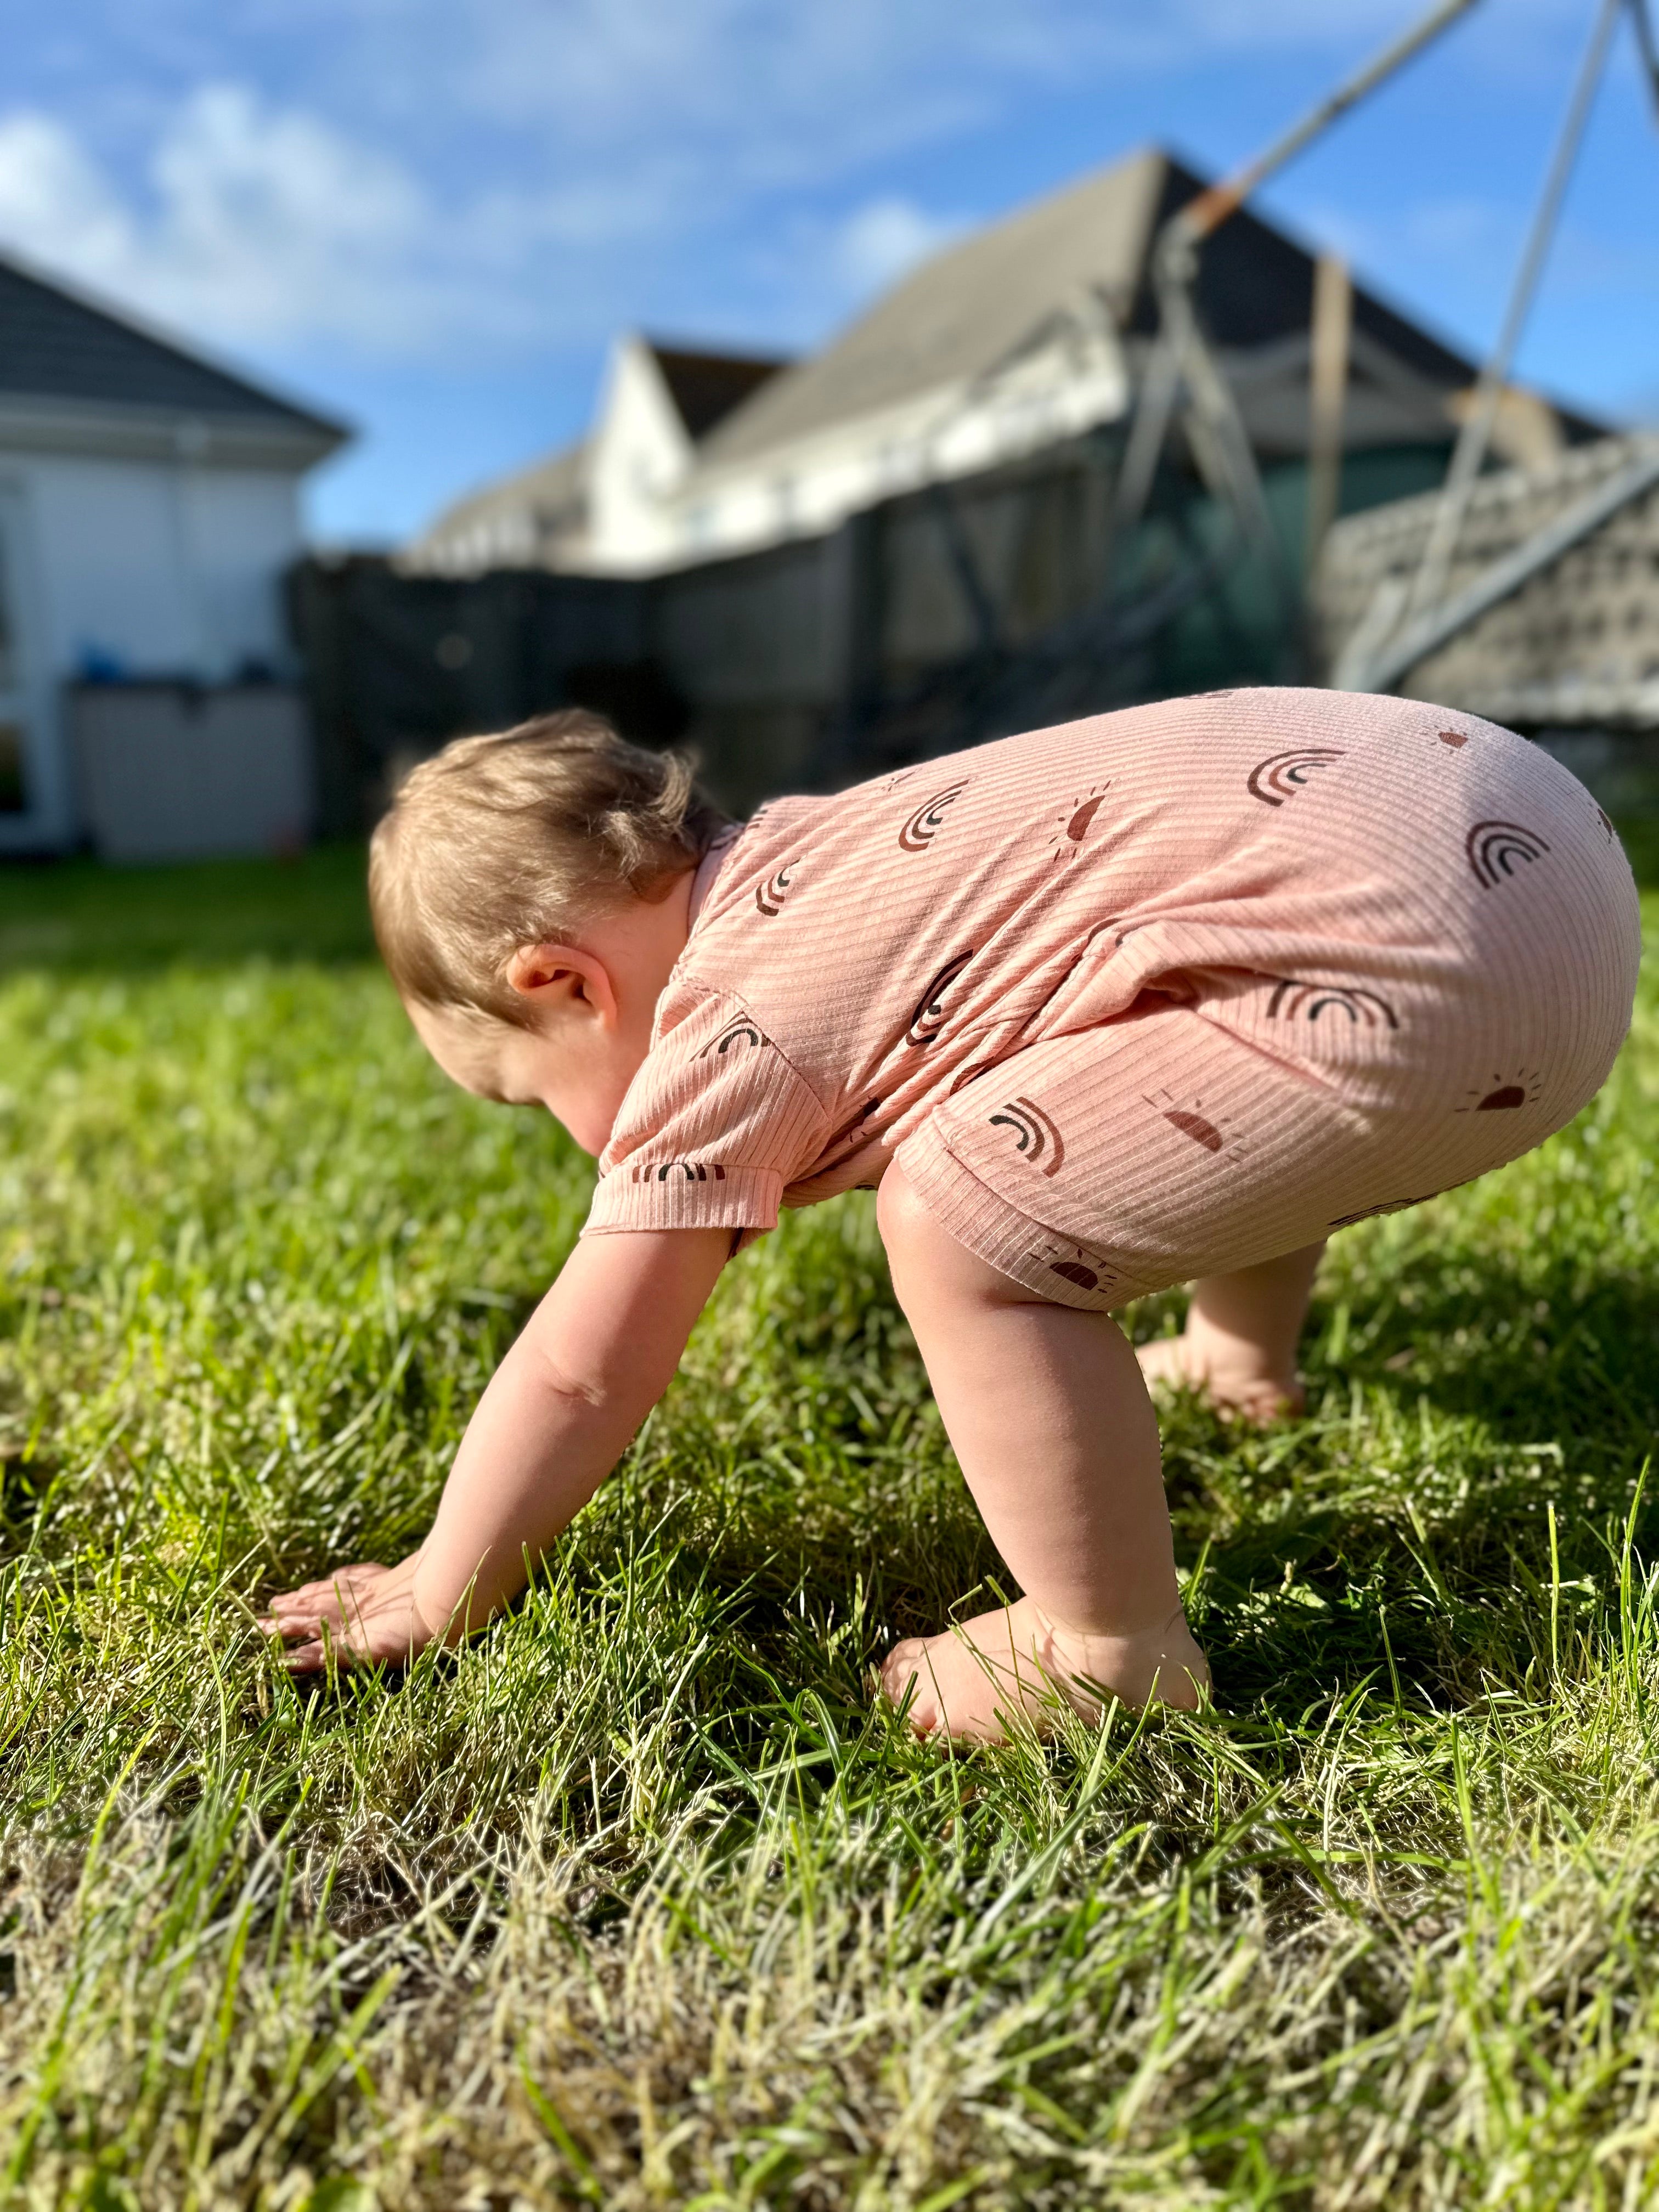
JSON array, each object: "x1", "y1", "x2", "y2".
[{"x1": 2, "y1": 843, "x2": 1657, "y2": 2210}]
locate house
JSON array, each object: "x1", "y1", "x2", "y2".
[
  {"x1": 306, "y1": 142, "x2": 1612, "y2": 830},
  {"x1": 405, "y1": 340, "x2": 785, "y2": 577},
  {"x1": 405, "y1": 146, "x2": 1587, "y2": 585},
  {"x1": 0, "y1": 249, "x2": 347, "y2": 853}
]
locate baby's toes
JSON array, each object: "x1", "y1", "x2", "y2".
[
  {"x1": 1223, "y1": 1374, "x2": 1305, "y2": 1425},
  {"x1": 881, "y1": 1639, "x2": 940, "y2": 1731},
  {"x1": 1135, "y1": 1337, "x2": 1183, "y2": 1384}
]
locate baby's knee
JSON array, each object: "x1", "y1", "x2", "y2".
[
  {"x1": 874, "y1": 1158, "x2": 933, "y2": 1255},
  {"x1": 877, "y1": 1160, "x2": 1031, "y2": 1311}
]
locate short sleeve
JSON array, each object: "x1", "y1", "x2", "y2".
[{"x1": 583, "y1": 983, "x2": 828, "y2": 1237}]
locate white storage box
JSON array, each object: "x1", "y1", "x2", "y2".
[{"x1": 69, "y1": 682, "x2": 314, "y2": 862}]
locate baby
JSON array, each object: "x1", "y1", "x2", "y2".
[{"x1": 265, "y1": 690, "x2": 1640, "y2": 1738}]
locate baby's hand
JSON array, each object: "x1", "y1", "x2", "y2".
[
  {"x1": 258, "y1": 1227, "x2": 729, "y2": 1679},
  {"x1": 260, "y1": 1551, "x2": 436, "y2": 1672}
]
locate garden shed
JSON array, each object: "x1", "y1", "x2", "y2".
[{"x1": 0, "y1": 248, "x2": 347, "y2": 855}]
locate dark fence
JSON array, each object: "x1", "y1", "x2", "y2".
[
  {"x1": 291, "y1": 435, "x2": 1441, "y2": 834},
  {"x1": 288, "y1": 562, "x2": 653, "y2": 838}
]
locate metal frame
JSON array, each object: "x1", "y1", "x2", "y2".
[
  {"x1": 1094, "y1": 0, "x2": 1486, "y2": 702},
  {"x1": 1337, "y1": 440, "x2": 1659, "y2": 695},
  {"x1": 1342, "y1": 0, "x2": 1659, "y2": 694}
]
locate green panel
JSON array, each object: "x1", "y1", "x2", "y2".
[{"x1": 1122, "y1": 445, "x2": 1453, "y2": 698}]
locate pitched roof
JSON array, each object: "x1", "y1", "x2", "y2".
[
  {"x1": 405, "y1": 439, "x2": 590, "y2": 568},
  {"x1": 699, "y1": 147, "x2": 1488, "y2": 472},
  {"x1": 645, "y1": 343, "x2": 787, "y2": 441},
  {"x1": 0, "y1": 249, "x2": 347, "y2": 444},
  {"x1": 404, "y1": 344, "x2": 788, "y2": 569}
]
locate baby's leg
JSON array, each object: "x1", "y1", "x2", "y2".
[
  {"x1": 876, "y1": 1161, "x2": 1208, "y2": 1741},
  {"x1": 1137, "y1": 1242, "x2": 1324, "y2": 1420}
]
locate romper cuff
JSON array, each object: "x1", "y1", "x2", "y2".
[
  {"x1": 894, "y1": 1119, "x2": 1135, "y2": 1310},
  {"x1": 582, "y1": 1161, "x2": 785, "y2": 1236}
]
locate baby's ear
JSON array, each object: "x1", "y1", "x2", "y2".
[
  {"x1": 505, "y1": 941, "x2": 618, "y2": 1022},
  {"x1": 505, "y1": 942, "x2": 576, "y2": 996}
]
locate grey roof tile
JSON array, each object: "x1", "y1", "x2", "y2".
[
  {"x1": 700, "y1": 148, "x2": 1489, "y2": 471},
  {"x1": 0, "y1": 250, "x2": 346, "y2": 436}
]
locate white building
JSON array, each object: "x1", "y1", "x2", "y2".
[
  {"x1": 405, "y1": 337, "x2": 785, "y2": 578},
  {"x1": 408, "y1": 146, "x2": 1551, "y2": 584},
  {"x1": 0, "y1": 249, "x2": 347, "y2": 853}
]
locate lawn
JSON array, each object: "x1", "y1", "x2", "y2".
[{"x1": 2, "y1": 835, "x2": 1658, "y2": 2210}]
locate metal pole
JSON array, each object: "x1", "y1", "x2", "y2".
[
  {"x1": 1173, "y1": 0, "x2": 1485, "y2": 247},
  {"x1": 1630, "y1": 0, "x2": 1659, "y2": 121},
  {"x1": 1110, "y1": 0, "x2": 1483, "y2": 554},
  {"x1": 1353, "y1": 438, "x2": 1659, "y2": 695},
  {"x1": 1402, "y1": 0, "x2": 1623, "y2": 630}
]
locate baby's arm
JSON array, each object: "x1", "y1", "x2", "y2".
[{"x1": 263, "y1": 1226, "x2": 731, "y2": 1669}]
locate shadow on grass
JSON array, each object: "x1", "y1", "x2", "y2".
[
  {"x1": 1306, "y1": 1242, "x2": 1659, "y2": 1470},
  {"x1": 577, "y1": 1235, "x2": 1659, "y2": 1732},
  {"x1": 0, "y1": 843, "x2": 375, "y2": 975},
  {"x1": 249, "y1": 1189, "x2": 1659, "y2": 1744},
  {"x1": 1156, "y1": 1239, "x2": 1659, "y2": 1713}
]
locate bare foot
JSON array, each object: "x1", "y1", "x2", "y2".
[
  {"x1": 1136, "y1": 1333, "x2": 1305, "y2": 1423},
  {"x1": 881, "y1": 1593, "x2": 1210, "y2": 1742}
]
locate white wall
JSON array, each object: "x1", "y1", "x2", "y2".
[
  {"x1": 662, "y1": 324, "x2": 1129, "y2": 570},
  {"x1": 585, "y1": 336, "x2": 698, "y2": 573},
  {"x1": 0, "y1": 447, "x2": 305, "y2": 851},
  {"x1": 24, "y1": 450, "x2": 301, "y2": 675},
  {"x1": 571, "y1": 318, "x2": 1129, "y2": 577}
]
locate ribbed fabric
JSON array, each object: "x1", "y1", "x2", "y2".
[
  {"x1": 584, "y1": 688, "x2": 1640, "y2": 1299},
  {"x1": 585, "y1": 980, "x2": 826, "y2": 1234}
]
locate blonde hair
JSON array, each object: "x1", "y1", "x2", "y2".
[{"x1": 369, "y1": 709, "x2": 727, "y2": 1027}]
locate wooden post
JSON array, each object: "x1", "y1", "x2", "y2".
[{"x1": 1305, "y1": 253, "x2": 1352, "y2": 586}]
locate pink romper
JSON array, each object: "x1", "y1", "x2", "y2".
[{"x1": 582, "y1": 689, "x2": 1640, "y2": 1308}]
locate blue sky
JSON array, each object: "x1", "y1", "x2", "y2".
[{"x1": 2, "y1": 0, "x2": 1655, "y2": 544}]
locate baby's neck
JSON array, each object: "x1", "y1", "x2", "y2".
[
  {"x1": 634, "y1": 867, "x2": 696, "y2": 986},
  {"x1": 686, "y1": 829, "x2": 736, "y2": 932},
  {"x1": 601, "y1": 868, "x2": 697, "y2": 1066}
]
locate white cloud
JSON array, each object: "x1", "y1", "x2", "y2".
[
  {"x1": 444, "y1": 0, "x2": 1438, "y2": 142},
  {"x1": 0, "y1": 86, "x2": 489, "y2": 353},
  {"x1": 0, "y1": 69, "x2": 971, "y2": 362},
  {"x1": 281, "y1": 0, "x2": 1510, "y2": 196},
  {"x1": 0, "y1": 0, "x2": 1609, "y2": 373},
  {"x1": 0, "y1": 110, "x2": 134, "y2": 275},
  {"x1": 829, "y1": 196, "x2": 965, "y2": 298}
]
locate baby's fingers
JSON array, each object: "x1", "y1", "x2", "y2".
[
  {"x1": 261, "y1": 1596, "x2": 345, "y2": 1635},
  {"x1": 259, "y1": 1589, "x2": 375, "y2": 1639},
  {"x1": 264, "y1": 1618, "x2": 371, "y2": 1672},
  {"x1": 259, "y1": 1606, "x2": 325, "y2": 1641},
  {"x1": 268, "y1": 1562, "x2": 390, "y2": 1609},
  {"x1": 253, "y1": 1607, "x2": 335, "y2": 1669},
  {"x1": 263, "y1": 1577, "x2": 391, "y2": 1630}
]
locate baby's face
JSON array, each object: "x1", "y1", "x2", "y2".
[
  {"x1": 407, "y1": 999, "x2": 637, "y2": 1157},
  {"x1": 403, "y1": 871, "x2": 694, "y2": 1158}
]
